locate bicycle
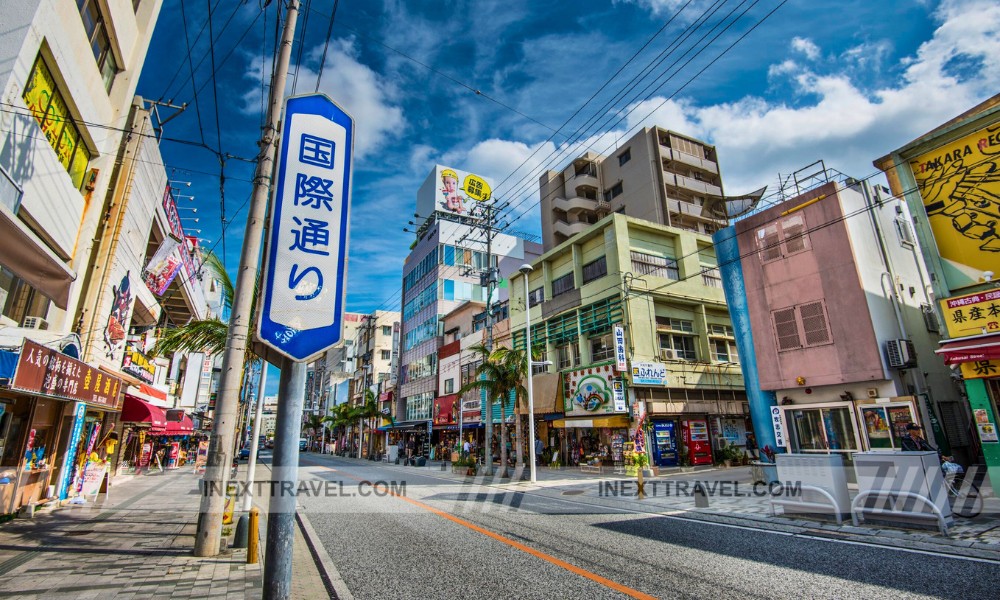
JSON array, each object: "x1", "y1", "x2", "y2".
[{"x1": 942, "y1": 459, "x2": 983, "y2": 519}]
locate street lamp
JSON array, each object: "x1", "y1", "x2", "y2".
[{"x1": 520, "y1": 263, "x2": 552, "y2": 483}]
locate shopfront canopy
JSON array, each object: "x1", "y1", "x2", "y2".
[
  {"x1": 935, "y1": 333, "x2": 1000, "y2": 365},
  {"x1": 164, "y1": 415, "x2": 194, "y2": 435},
  {"x1": 121, "y1": 395, "x2": 167, "y2": 433},
  {"x1": 552, "y1": 415, "x2": 631, "y2": 429}
]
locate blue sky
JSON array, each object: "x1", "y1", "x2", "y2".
[{"x1": 138, "y1": 0, "x2": 999, "y2": 355}]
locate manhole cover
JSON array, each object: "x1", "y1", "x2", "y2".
[{"x1": 562, "y1": 489, "x2": 585, "y2": 496}]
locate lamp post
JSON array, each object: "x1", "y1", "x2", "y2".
[{"x1": 520, "y1": 264, "x2": 552, "y2": 484}]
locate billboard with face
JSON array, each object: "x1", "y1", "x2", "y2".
[{"x1": 416, "y1": 165, "x2": 493, "y2": 219}]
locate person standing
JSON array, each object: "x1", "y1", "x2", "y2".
[
  {"x1": 901, "y1": 423, "x2": 935, "y2": 452},
  {"x1": 535, "y1": 437, "x2": 544, "y2": 465},
  {"x1": 745, "y1": 432, "x2": 758, "y2": 460}
]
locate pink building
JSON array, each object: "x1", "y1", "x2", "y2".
[{"x1": 730, "y1": 174, "x2": 968, "y2": 468}]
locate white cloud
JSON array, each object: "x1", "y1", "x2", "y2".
[
  {"x1": 790, "y1": 37, "x2": 821, "y2": 61},
  {"x1": 443, "y1": 0, "x2": 999, "y2": 210},
  {"x1": 241, "y1": 38, "x2": 404, "y2": 158}
]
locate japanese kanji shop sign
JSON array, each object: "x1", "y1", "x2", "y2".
[
  {"x1": 939, "y1": 289, "x2": 1000, "y2": 339},
  {"x1": 258, "y1": 94, "x2": 353, "y2": 362},
  {"x1": 11, "y1": 340, "x2": 123, "y2": 409}
]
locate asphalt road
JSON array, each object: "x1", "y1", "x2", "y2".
[{"x1": 294, "y1": 454, "x2": 999, "y2": 600}]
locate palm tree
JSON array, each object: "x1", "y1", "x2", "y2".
[
  {"x1": 325, "y1": 403, "x2": 352, "y2": 453},
  {"x1": 304, "y1": 414, "x2": 325, "y2": 451},
  {"x1": 458, "y1": 344, "x2": 530, "y2": 477},
  {"x1": 360, "y1": 390, "x2": 382, "y2": 459},
  {"x1": 151, "y1": 251, "x2": 260, "y2": 372}
]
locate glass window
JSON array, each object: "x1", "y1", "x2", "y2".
[
  {"x1": 380, "y1": 350, "x2": 391, "y2": 360},
  {"x1": 781, "y1": 214, "x2": 809, "y2": 254},
  {"x1": 603, "y1": 182, "x2": 623, "y2": 202},
  {"x1": 618, "y1": 148, "x2": 631, "y2": 166},
  {"x1": 78, "y1": 0, "x2": 119, "y2": 92},
  {"x1": 0, "y1": 266, "x2": 50, "y2": 325},
  {"x1": 701, "y1": 267, "x2": 722, "y2": 288},
  {"x1": 659, "y1": 333, "x2": 696, "y2": 360},
  {"x1": 444, "y1": 245, "x2": 455, "y2": 265},
  {"x1": 757, "y1": 224, "x2": 781, "y2": 262},
  {"x1": 382, "y1": 325, "x2": 392, "y2": 336},
  {"x1": 558, "y1": 343, "x2": 579, "y2": 369},
  {"x1": 590, "y1": 334, "x2": 614, "y2": 362},
  {"x1": 444, "y1": 378, "x2": 454, "y2": 394},
  {"x1": 528, "y1": 287, "x2": 544, "y2": 307},
  {"x1": 443, "y1": 279, "x2": 454, "y2": 301}
]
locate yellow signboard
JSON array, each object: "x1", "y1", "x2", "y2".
[
  {"x1": 939, "y1": 289, "x2": 1000, "y2": 339},
  {"x1": 961, "y1": 360, "x2": 1000, "y2": 380},
  {"x1": 463, "y1": 174, "x2": 492, "y2": 202},
  {"x1": 909, "y1": 125, "x2": 1000, "y2": 290}
]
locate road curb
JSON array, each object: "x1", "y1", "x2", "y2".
[{"x1": 296, "y1": 510, "x2": 354, "y2": 600}]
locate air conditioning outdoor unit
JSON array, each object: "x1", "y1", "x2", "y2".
[
  {"x1": 22, "y1": 316, "x2": 48, "y2": 330},
  {"x1": 659, "y1": 348, "x2": 675, "y2": 361},
  {"x1": 885, "y1": 339, "x2": 917, "y2": 369}
]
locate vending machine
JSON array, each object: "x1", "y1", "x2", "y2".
[
  {"x1": 682, "y1": 419, "x2": 713, "y2": 466},
  {"x1": 651, "y1": 421, "x2": 678, "y2": 466}
]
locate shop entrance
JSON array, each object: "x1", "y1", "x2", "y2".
[{"x1": 783, "y1": 403, "x2": 861, "y2": 473}]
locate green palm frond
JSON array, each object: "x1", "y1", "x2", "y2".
[{"x1": 152, "y1": 318, "x2": 229, "y2": 356}]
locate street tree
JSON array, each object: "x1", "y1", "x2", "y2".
[{"x1": 457, "y1": 344, "x2": 530, "y2": 477}]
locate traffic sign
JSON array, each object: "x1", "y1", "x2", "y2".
[{"x1": 257, "y1": 93, "x2": 353, "y2": 362}]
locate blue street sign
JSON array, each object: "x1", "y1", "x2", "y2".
[{"x1": 257, "y1": 94, "x2": 353, "y2": 362}]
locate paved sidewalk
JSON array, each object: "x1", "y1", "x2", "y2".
[{"x1": 0, "y1": 464, "x2": 332, "y2": 599}]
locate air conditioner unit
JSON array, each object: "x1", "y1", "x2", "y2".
[
  {"x1": 659, "y1": 348, "x2": 675, "y2": 361},
  {"x1": 885, "y1": 339, "x2": 917, "y2": 369},
  {"x1": 22, "y1": 316, "x2": 48, "y2": 330}
]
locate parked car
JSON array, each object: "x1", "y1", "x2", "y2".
[
  {"x1": 238, "y1": 445, "x2": 258, "y2": 460},
  {"x1": 299, "y1": 438, "x2": 308, "y2": 451}
]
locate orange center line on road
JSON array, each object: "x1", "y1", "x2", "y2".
[{"x1": 319, "y1": 464, "x2": 657, "y2": 600}]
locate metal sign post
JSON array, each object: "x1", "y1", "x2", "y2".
[{"x1": 257, "y1": 93, "x2": 354, "y2": 600}]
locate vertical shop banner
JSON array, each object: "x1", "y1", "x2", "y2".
[
  {"x1": 103, "y1": 273, "x2": 133, "y2": 361},
  {"x1": 75, "y1": 422, "x2": 102, "y2": 496},
  {"x1": 613, "y1": 324, "x2": 627, "y2": 372},
  {"x1": 770, "y1": 406, "x2": 787, "y2": 447},
  {"x1": 142, "y1": 238, "x2": 182, "y2": 296},
  {"x1": 57, "y1": 402, "x2": 87, "y2": 500}
]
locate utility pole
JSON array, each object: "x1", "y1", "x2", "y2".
[
  {"x1": 242, "y1": 363, "x2": 267, "y2": 512},
  {"x1": 475, "y1": 202, "x2": 499, "y2": 475},
  {"x1": 194, "y1": 0, "x2": 299, "y2": 558}
]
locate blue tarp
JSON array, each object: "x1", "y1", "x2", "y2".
[{"x1": 0, "y1": 349, "x2": 18, "y2": 380}]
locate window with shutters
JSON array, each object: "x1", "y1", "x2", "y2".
[
  {"x1": 772, "y1": 301, "x2": 833, "y2": 352},
  {"x1": 631, "y1": 251, "x2": 678, "y2": 280},
  {"x1": 552, "y1": 272, "x2": 574, "y2": 297},
  {"x1": 894, "y1": 217, "x2": 915, "y2": 247},
  {"x1": 528, "y1": 287, "x2": 544, "y2": 307},
  {"x1": 582, "y1": 256, "x2": 607, "y2": 283},
  {"x1": 757, "y1": 224, "x2": 782, "y2": 262},
  {"x1": 772, "y1": 308, "x2": 801, "y2": 351},
  {"x1": 799, "y1": 301, "x2": 831, "y2": 345},
  {"x1": 781, "y1": 214, "x2": 810, "y2": 254}
]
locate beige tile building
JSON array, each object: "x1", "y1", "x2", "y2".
[{"x1": 539, "y1": 127, "x2": 726, "y2": 250}]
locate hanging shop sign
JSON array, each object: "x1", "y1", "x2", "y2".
[
  {"x1": 104, "y1": 273, "x2": 133, "y2": 362},
  {"x1": 770, "y1": 406, "x2": 787, "y2": 448},
  {"x1": 961, "y1": 359, "x2": 1000, "y2": 380},
  {"x1": 613, "y1": 324, "x2": 627, "y2": 372},
  {"x1": 11, "y1": 340, "x2": 123, "y2": 409},
  {"x1": 939, "y1": 289, "x2": 1000, "y2": 339},
  {"x1": 612, "y1": 380, "x2": 626, "y2": 413},
  {"x1": 121, "y1": 345, "x2": 155, "y2": 384}
]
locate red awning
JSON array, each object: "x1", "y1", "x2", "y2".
[
  {"x1": 935, "y1": 334, "x2": 1000, "y2": 365},
  {"x1": 121, "y1": 395, "x2": 167, "y2": 433},
  {"x1": 379, "y1": 391, "x2": 394, "y2": 402},
  {"x1": 164, "y1": 415, "x2": 194, "y2": 435}
]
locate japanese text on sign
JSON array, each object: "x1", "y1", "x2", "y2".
[
  {"x1": 940, "y1": 289, "x2": 1000, "y2": 339},
  {"x1": 771, "y1": 406, "x2": 787, "y2": 448},
  {"x1": 614, "y1": 324, "x2": 627, "y2": 372}
]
